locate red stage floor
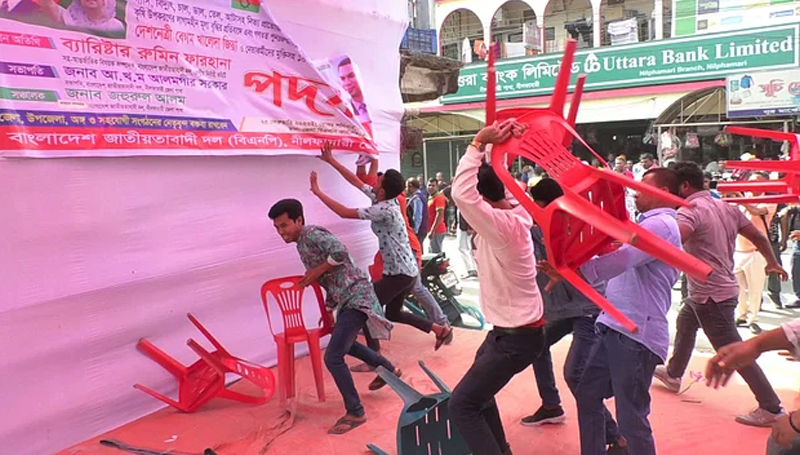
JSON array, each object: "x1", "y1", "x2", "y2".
[{"x1": 58, "y1": 325, "x2": 800, "y2": 455}]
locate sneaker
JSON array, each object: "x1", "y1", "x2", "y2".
[
  {"x1": 750, "y1": 323, "x2": 763, "y2": 335},
  {"x1": 355, "y1": 153, "x2": 375, "y2": 167},
  {"x1": 735, "y1": 407, "x2": 784, "y2": 427},
  {"x1": 520, "y1": 406, "x2": 566, "y2": 426},
  {"x1": 735, "y1": 318, "x2": 748, "y2": 327},
  {"x1": 653, "y1": 365, "x2": 681, "y2": 393}
]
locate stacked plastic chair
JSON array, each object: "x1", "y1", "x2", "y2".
[
  {"x1": 134, "y1": 313, "x2": 276, "y2": 412},
  {"x1": 717, "y1": 126, "x2": 800, "y2": 204},
  {"x1": 261, "y1": 276, "x2": 333, "y2": 404},
  {"x1": 485, "y1": 39, "x2": 713, "y2": 332},
  {"x1": 367, "y1": 361, "x2": 470, "y2": 455}
]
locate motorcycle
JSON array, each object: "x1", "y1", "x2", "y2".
[{"x1": 404, "y1": 252, "x2": 485, "y2": 330}]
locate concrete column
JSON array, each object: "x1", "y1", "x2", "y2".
[
  {"x1": 654, "y1": 0, "x2": 664, "y2": 39},
  {"x1": 593, "y1": 6, "x2": 601, "y2": 48},
  {"x1": 537, "y1": 15, "x2": 545, "y2": 53}
]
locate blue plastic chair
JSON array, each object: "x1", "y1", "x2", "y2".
[{"x1": 367, "y1": 361, "x2": 470, "y2": 455}]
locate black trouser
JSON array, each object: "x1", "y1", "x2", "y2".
[
  {"x1": 365, "y1": 273, "x2": 431, "y2": 352},
  {"x1": 450, "y1": 327, "x2": 546, "y2": 455},
  {"x1": 666, "y1": 297, "x2": 781, "y2": 413},
  {"x1": 767, "y1": 241, "x2": 783, "y2": 302}
]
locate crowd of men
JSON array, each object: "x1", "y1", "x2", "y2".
[{"x1": 268, "y1": 119, "x2": 800, "y2": 455}]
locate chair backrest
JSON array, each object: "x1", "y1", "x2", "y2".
[
  {"x1": 261, "y1": 276, "x2": 329, "y2": 338},
  {"x1": 398, "y1": 397, "x2": 470, "y2": 455}
]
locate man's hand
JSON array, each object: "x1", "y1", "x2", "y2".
[
  {"x1": 318, "y1": 310, "x2": 335, "y2": 329},
  {"x1": 318, "y1": 141, "x2": 334, "y2": 164},
  {"x1": 298, "y1": 267, "x2": 324, "y2": 288},
  {"x1": 781, "y1": 240, "x2": 788, "y2": 252},
  {"x1": 310, "y1": 171, "x2": 321, "y2": 196},
  {"x1": 791, "y1": 230, "x2": 800, "y2": 242},
  {"x1": 705, "y1": 340, "x2": 761, "y2": 388},
  {"x1": 766, "y1": 262, "x2": 789, "y2": 281},
  {"x1": 535, "y1": 260, "x2": 564, "y2": 292},
  {"x1": 474, "y1": 119, "x2": 527, "y2": 145},
  {"x1": 772, "y1": 413, "x2": 800, "y2": 449}
]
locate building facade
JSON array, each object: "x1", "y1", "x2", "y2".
[{"x1": 403, "y1": 0, "x2": 800, "y2": 181}]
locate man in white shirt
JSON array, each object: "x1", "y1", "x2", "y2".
[
  {"x1": 706, "y1": 317, "x2": 800, "y2": 454},
  {"x1": 632, "y1": 153, "x2": 657, "y2": 181},
  {"x1": 449, "y1": 120, "x2": 545, "y2": 455}
]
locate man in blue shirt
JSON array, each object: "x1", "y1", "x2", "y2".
[
  {"x1": 539, "y1": 168, "x2": 682, "y2": 455},
  {"x1": 406, "y1": 178, "x2": 428, "y2": 245}
]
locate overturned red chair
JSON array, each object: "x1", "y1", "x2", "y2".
[
  {"x1": 134, "y1": 313, "x2": 276, "y2": 412},
  {"x1": 261, "y1": 276, "x2": 333, "y2": 404},
  {"x1": 717, "y1": 126, "x2": 800, "y2": 204},
  {"x1": 486, "y1": 39, "x2": 713, "y2": 332}
]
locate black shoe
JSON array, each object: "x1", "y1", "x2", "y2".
[
  {"x1": 787, "y1": 301, "x2": 800, "y2": 309},
  {"x1": 520, "y1": 405, "x2": 566, "y2": 426},
  {"x1": 750, "y1": 323, "x2": 763, "y2": 335},
  {"x1": 735, "y1": 318, "x2": 748, "y2": 327},
  {"x1": 607, "y1": 442, "x2": 630, "y2": 455}
]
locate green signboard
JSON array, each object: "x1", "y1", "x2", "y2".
[{"x1": 441, "y1": 23, "x2": 800, "y2": 105}]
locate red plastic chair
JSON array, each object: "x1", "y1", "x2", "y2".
[
  {"x1": 134, "y1": 313, "x2": 276, "y2": 412},
  {"x1": 718, "y1": 126, "x2": 800, "y2": 204},
  {"x1": 487, "y1": 40, "x2": 713, "y2": 333},
  {"x1": 261, "y1": 276, "x2": 332, "y2": 404}
]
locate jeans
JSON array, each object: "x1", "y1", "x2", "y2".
[
  {"x1": 410, "y1": 274, "x2": 448, "y2": 325},
  {"x1": 666, "y1": 297, "x2": 782, "y2": 413},
  {"x1": 458, "y1": 229, "x2": 476, "y2": 273},
  {"x1": 792, "y1": 242, "x2": 800, "y2": 300},
  {"x1": 324, "y1": 308, "x2": 395, "y2": 416},
  {"x1": 575, "y1": 326, "x2": 661, "y2": 455},
  {"x1": 767, "y1": 435, "x2": 800, "y2": 455},
  {"x1": 767, "y1": 242, "x2": 783, "y2": 301},
  {"x1": 429, "y1": 233, "x2": 445, "y2": 254},
  {"x1": 375, "y1": 274, "x2": 432, "y2": 333},
  {"x1": 734, "y1": 251, "x2": 767, "y2": 324},
  {"x1": 531, "y1": 316, "x2": 621, "y2": 444},
  {"x1": 450, "y1": 328, "x2": 546, "y2": 455}
]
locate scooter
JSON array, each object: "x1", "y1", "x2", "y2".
[{"x1": 404, "y1": 252, "x2": 485, "y2": 330}]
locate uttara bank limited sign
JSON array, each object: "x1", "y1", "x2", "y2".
[{"x1": 441, "y1": 23, "x2": 800, "y2": 105}]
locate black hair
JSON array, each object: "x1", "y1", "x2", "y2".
[
  {"x1": 529, "y1": 178, "x2": 564, "y2": 205},
  {"x1": 703, "y1": 172, "x2": 713, "y2": 180},
  {"x1": 407, "y1": 178, "x2": 421, "y2": 190},
  {"x1": 672, "y1": 161, "x2": 705, "y2": 191},
  {"x1": 337, "y1": 57, "x2": 352, "y2": 68},
  {"x1": 381, "y1": 169, "x2": 405, "y2": 199},
  {"x1": 643, "y1": 167, "x2": 680, "y2": 195},
  {"x1": 268, "y1": 198, "x2": 304, "y2": 222},
  {"x1": 428, "y1": 178, "x2": 438, "y2": 185},
  {"x1": 533, "y1": 166, "x2": 545, "y2": 176},
  {"x1": 640, "y1": 153, "x2": 655, "y2": 161},
  {"x1": 477, "y1": 163, "x2": 505, "y2": 202}
]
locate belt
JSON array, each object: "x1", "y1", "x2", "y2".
[{"x1": 493, "y1": 318, "x2": 545, "y2": 335}]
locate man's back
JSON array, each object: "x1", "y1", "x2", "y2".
[{"x1": 679, "y1": 190, "x2": 750, "y2": 303}]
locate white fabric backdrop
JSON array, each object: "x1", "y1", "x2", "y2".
[{"x1": 0, "y1": 1, "x2": 407, "y2": 453}]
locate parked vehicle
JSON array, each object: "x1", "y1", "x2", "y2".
[{"x1": 404, "y1": 253, "x2": 485, "y2": 330}]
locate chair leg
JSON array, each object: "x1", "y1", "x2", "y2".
[
  {"x1": 136, "y1": 338, "x2": 187, "y2": 378},
  {"x1": 307, "y1": 332, "x2": 326, "y2": 402},
  {"x1": 275, "y1": 338, "x2": 289, "y2": 405},
  {"x1": 286, "y1": 342, "x2": 296, "y2": 399},
  {"x1": 133, "y1": 384, "x2": 192, "y2": 412}
]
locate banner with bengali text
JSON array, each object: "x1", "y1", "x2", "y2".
[{"x1": 0, "y1": 0, "x2": 377, "y2": 158}]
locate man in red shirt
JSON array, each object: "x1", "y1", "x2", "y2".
[{"x1": 428, "y1": 179, "x2": 447, "y2": 253}]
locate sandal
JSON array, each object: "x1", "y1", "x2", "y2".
[
  {"x1": 435, "y1": 326, "x2": 454, "y2": 351},
  {"x1": 350, "y1": 363, "x2": 376, "y2": 373},
  {"x1": 369, "y1": 368, "x2": 402, "y2": 391},
  {"x1": 328, "y1": 414, "x2": 367, "y2": 435}
]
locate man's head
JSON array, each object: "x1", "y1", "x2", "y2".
[
  {"x1": 268, "y1": 199, "x2": 305, "y2": 243},
  {"x1": 626, "y1": 160, "x2": 634, "y2": 171},
  {"x1": 703, "y1": 172, "x2": 712, "y2": 190},
  {"x1": 522, "y1": 165, "x2": 532, "y2": 174},
  {"x1": 614, "y1": 156, "x2": 627, "y2": 172},
  {"x1": 375, "y1": 169, "x2": 405, "y2": 201},
  {"x1": 635, "y1": 168, "x2": 680, "y2": 213},
  {"x1": 477, "y1": 163, "x2": 506, "y2": 203},
  {"x1": 337, "y1": 57, "x2": 362, "y2": 101},
  {"x1": 406, "y1": 177, "x2": 421, "y2": 195},
  {"x1": 748, "y1": 172, "x2": 769, "y2": 196},
  {"x1": 427, "y1": 178, "x2": 439, "y2": 195},
  {"x1": 529, "y1": 178, "x2": 564, "y2": 208},
  {"x1": 436, "y1": 172, "x2": 445, "y2": 183},
  {"x1": 533, "y1": 166, "x2": 545, "y2": 177},
  {"x1": 640, "y1": 153, "x2": 655, "y2": 169},
  {"x1": 672, "y1": 161, "x2": 705, "y2": 198}
]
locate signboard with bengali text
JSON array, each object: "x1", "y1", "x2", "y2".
[
  {"x1": 441, "y1": 23, "x2": 800, "y2": 105},
  {"x1": 0, "y1": 0, "x2": 376, "y2": 157},
  {"x1": 726, "y1": 68, "x2": 800, "y2": 118}
]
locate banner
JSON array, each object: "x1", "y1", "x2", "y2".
[
  {"x1": 727, "y1": 68, "x2": 800, "y2": 118},
  {"x1": 0, "y1": 0, "x2": 377, "y2": 157}
]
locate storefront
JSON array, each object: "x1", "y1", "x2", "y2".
[{"x1": 405, "y1": 22, "x2": 800, "y2": 177}]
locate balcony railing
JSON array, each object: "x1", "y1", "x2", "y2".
[{"x1": 401, "y1": 28, "x2": 438, "y2": 55}]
